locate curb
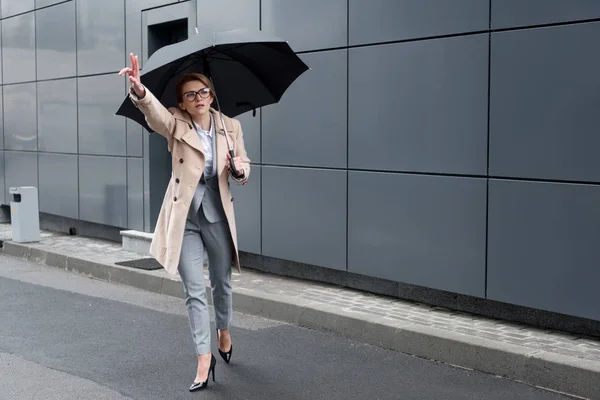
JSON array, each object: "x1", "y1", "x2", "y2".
[{"x1": 2, "y1": 240, "x2": 598, "y2": 399}]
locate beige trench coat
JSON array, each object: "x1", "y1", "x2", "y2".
[{"x1": 130, "y1": 88, "x2": 250, "y2": 277}]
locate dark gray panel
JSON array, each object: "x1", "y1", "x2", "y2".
[
  {"x1": 76, "y1": 0, "x2": 125, "y2": 75},
  {"x1": 5, "y1": 151, "x2": 38, "y2": 205},
  {"x1": 236, "y1": 109, "x2": 260, "y2": 164},
  {"x1": 79, "y1": 155, "x2": 127, "y2": 228},
  {"x1": 127, "y1": 157, "x2": 143, "y2": 231},
  {"x1": 37, "y1": 79, "x2": 77, "y2": 154},
  {"x1": 197, "y1": 0, "x2": 259, "y2": 31},
  {"x1": 492, "y1": 0, "x2": 600, "y2": 29},
  {"x1": 4, "y1": 83, "x2": 37, "y2": 151},
  {"x1": 35, "y1": 1, "x2": 76, "y2": 80},
  {"x1": 2, "y1": 0, "x2": 34, "y2": 17},
  {"x1": 230, "y1": 165, "x2": 261, "y2": 255},
  {"x1": 262, "y1": 166, "x2": 346, "y2": 270},
  {"x1": 349, "y1": 36, "x2": 488, "y2": 175},
  {"x1": 349, "y1": 0, "x2": 488, "y2": 45},
  {"x1": 2, "y1": 13, "x2": 36, "y2": 84},
  {"x1": 348, "y1": 172, "x2": 486, "y2": 297},
  {"x1": 78, "y1": 74, "x2": 126, "y2": 156},
  {"x1": 487, "y1": 180, "x2": 600, "y2": 321},
  {"x1": 38, "y1": 153, "x2": 78, "y2": 219},
  {"x1": 0, "y1": 152, "x2": 5, "y2": 205},
  {"x1": 261, "y1": 0, "x2": 347, "y2": 52},
  {"x1": 262, "y1": 50, "x2": 346, "y2": 168},
  {"x1": 490, "y1": 24, "x2": 600, "y2": 182}
]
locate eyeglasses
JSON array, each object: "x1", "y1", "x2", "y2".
[{"x1": 183, "y1": 88, "x2": 211, "y2": 102}]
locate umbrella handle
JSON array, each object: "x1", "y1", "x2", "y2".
[
  {"x1": 221, "y1": 117, "x2": 244, "y2": 180},
  {"x1": 228, "y1": 149, "x2": 245, "y2": 179}
]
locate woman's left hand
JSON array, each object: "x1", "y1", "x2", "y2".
[{"x1": 226, "y1": 153, "x2": 245, "y2": 177}]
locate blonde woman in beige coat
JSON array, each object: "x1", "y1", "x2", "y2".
[{"x1": 119, "y1": 53, "x2": 250, "y2": 391}]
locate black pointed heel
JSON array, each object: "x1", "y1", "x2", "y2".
[
  {"x1": 217, "y1": 328, "x2": 233, "y2": 364},
  {"x1": 189, "y1": 354, "x2": 216, "y2": 392}
]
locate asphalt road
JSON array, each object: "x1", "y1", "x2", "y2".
[{"x1": 0, "y1": 256, "x2": 574, "y2": 400}]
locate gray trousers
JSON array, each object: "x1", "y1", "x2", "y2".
[{"x1": 178, "y1": 205, "x2": 233, "y2": 355}]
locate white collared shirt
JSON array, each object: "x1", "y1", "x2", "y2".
[{"x1": 192, "y1": 113, "x2": 215, "y2": 178}]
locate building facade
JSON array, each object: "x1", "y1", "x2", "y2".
[{"x1": 1, "y1": 0, "x2": 599, "y2": 327}]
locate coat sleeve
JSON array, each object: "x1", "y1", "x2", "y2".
[
  {"x1": 129, "y1": 86, "x2": 176, "y2": 151},
  {"x1": 231, "y1": 118, "x2": 251, "y2": 184}
]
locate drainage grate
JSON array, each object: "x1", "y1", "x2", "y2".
[{"x1": 115, "y1": 258, "x2": 162, "y2": 271}]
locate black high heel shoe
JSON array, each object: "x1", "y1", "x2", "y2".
[
  {"x1": 189, "y1": 354, "x2": 216, "y2": 392},
  {"x1": 217, "y1": 328, "x2": 233, "y2": 364}
]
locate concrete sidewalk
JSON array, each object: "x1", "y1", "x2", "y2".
[{"x1": 0, "y1": 223, "x2": 598, "y2": 399}]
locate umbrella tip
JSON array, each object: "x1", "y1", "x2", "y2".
[{"x1": 195, "y1": 27, "x2": 199, "y2": 34}]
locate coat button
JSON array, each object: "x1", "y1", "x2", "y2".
[
  {"x1": 175, "y1": 178, "x2": 180, "y2": 183},
  {"x1": 179, "y1": 158, "x2": 184, "y2": 163},
  {"x1": 173, "y1": 196, "x2": 177, "y2": 202}
]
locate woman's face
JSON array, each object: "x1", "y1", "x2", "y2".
[{"x1": 179, "y1": 80, "x2": 214, "y2": 118}]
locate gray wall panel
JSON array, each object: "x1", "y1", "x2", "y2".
[
  {"x1": 123, "y1": 80, "x2": 142, "y2": 157},
  {"x1": 76, "y1": 0, "x2": 125, "y2": 75},
  {"x1": 38, "y1": 153, "x2": 78, "y2": 219},
  {"x1": 127, "y1": 157, "x2": 143, "y2": 231},
  {"x1": 126, "y1": 122, "x2": 143, "y2": 157},
  {"x1": 4, "y1": 151, "x2": 38, "y2": 205},
  {"x1": 2, "y1": 0, "x2": 35, "y2": 18},
  {"x1": 4, "y1": 83, "x2": 37, "y2": 151},
  {"x1": 37, "y1": 79, "x2": 77, "y2": 154},
  {"x1": 35, "y1": 1, "x2": 76, "y2": 80},
  {"x1": 78, "y1": 74, "x2": 126, "y2": 156},
  {"x1": 0, "y1": 152, "x2": 5, "y2": 205},
  {"x1": 230, "y1": 165, "x2": 261, "y2": 255},
  {"x1": 0, "y1": 21, "x2": 3, "y2": 85},
  {"x1": 262, "y1": 166, "x2": 346, "y2": 270},
  {"x1": 125, "y1": 0, "x2": 175, "y2": 71},
  {"x1": 125, "y1": 0, "x2": 175, "y2": 158},
  {"x1": 262, "y1": 50, "x2": 347, "y2": 168},
  {"x1": 236, "y1": 109, "x2": 260, "y2": 164},
  {"x1": 79, "y1": 155, "x2": 127, "y2": 227},
  {"x1": 0, "y1": 88, "x2": 4, "y2": 149},
  {"x1": 127, "y1": 124, "x2": 143, "y2": 157},
  {"x1": 349, "y1": 36, "x2": 488, "y2": 175},
  {"x1": 141, "y1": 1, "x2": 196, "y2": 63},
  {"x1": 350, "y1": 0, "x2": 489, "y2": 45},
  {"x1": 36, "y1": 0, "x2": 66, "y2": 8},
  {"x1": 261, "y1": 0, "x2": 347, "y2": 52},
  {"x1": 348, "y1": 172, "x2": 486, "y2": 297},
  {"x1": 490, "y1": 23, "x2": 600, "y2": 182},
  {"x1": 197, "y1": 0, "x2": 259, "y2": 31},
  {"x1": 2, "y1": 13, "x2": 36, "y2": 84},
  {"x1": 487, "y1": 180, "x2": 600, "y2": 321},
  {"x1": 492, "y1": 0, "x2": 600, "y2": 29}
]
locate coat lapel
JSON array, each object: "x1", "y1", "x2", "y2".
[{"x1": 172, "y1": 110, "x2": 205, "y2": 156}]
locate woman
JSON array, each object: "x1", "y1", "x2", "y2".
[{"x1": 119, "y1": 53, "x2": 250, "y2": 391}]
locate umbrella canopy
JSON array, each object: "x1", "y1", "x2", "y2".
[{"x1": 116, "y1": 28, "x2": 309, "y2": 132}]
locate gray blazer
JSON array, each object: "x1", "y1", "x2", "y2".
[{"x1": 186, "y1": 118, "x2": 227, "y2": 226}]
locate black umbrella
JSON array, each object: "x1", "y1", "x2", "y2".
[{"x1": 116, "y1": 27, "x2": 308, "y2": 151}]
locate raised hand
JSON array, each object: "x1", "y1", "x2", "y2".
[{"x1": 119, "y1": 53, "x2": 145, "y2": 99}]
